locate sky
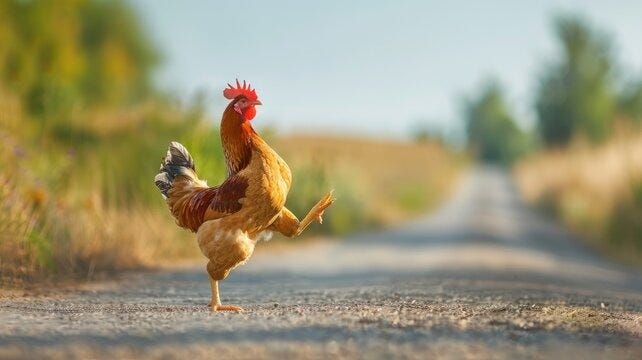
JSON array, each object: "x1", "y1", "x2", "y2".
[{"x1": 130, "y1": 0, "x2": 642, "y2": 140}]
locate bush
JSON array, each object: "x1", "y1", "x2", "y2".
[
  {"x1": 286, "y1": 163, "x2": 372, "y2": 236},
  {"x1": 607, "y1": 180, "x2": 642, "y2": 263}
]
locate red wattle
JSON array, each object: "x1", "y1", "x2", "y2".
[{"x1": 244, "y1": 106, "x2": 256, "y2": 120}]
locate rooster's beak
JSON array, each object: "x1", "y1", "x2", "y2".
[{"x1": 252, "y1": 100, "x2": 262, "y2": 106}]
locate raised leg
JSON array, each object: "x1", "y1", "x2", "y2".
[
  {"x1": 297, "y1": 190, "x2": 335, "y2": 235},
  {"x1": 209, "y1": 276, "x2": 243, "y2": 312},
  {"x1": 268, "y1": 190, "x2": 335, "y2": 238}
]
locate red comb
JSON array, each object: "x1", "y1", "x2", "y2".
[{"x1": 223, "y1": 79, "x2": 258, "y2": 101}]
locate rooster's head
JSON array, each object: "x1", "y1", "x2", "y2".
[{"x1": 223, "y1": 79, "x2": 262, "y2": 121}]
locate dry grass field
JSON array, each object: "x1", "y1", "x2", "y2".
[
  {"x1": 275, "y1": 135, "x2": 463, "y2": 228},
  {"x1": 514, "y1": 130, "x2": 642, "y2": 264}
]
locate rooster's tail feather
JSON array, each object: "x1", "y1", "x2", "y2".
[{"x1": 154, "y1": 141, "x2": 202, "y2": 198}]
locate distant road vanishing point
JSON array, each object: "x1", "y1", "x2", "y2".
[{"x1": 1, "y1": 167, "x2": 641, "y2": 359}]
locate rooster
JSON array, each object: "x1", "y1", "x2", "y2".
[{"x1": 154, "y1": 80, "x2": 334, "y2": 311}]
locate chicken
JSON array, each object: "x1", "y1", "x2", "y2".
[{"x1": 154, "y1": 80, "x2": 334, "y2": 311}]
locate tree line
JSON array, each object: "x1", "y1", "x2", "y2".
[{"x1": 464, "y1": 15, "x2": 642, "y2": 164}]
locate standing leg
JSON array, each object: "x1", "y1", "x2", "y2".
[
  {"x1": 209, "y1": 275, "x2": 243, "y2": 312},
  {"x1": 198, "y1": 219, "x2": 254, "y2": 312}
]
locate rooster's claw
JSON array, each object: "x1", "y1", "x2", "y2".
[{"x1": 314, "y1": 190, "x2": 335, "y2": 224}]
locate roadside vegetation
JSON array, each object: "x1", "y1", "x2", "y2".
[
  {"x1": 515, "y1": 131, "x2": 642, "y2": 264},
  {"x1": 516, "y1": 16, "x2": 642, "y2": 265},
  {"x1": 0, "y1": 1, "x2": 461, "y2": 284},
  {"x1": 460, "y1": 14, "x2": 642, "y2": 265}
]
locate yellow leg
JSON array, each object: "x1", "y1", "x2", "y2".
[
  {"x1": 296, "y1": 190, "x2": 335, "y2": 236},
  {"x1": 209, "y1": 276, "x2": 243, "y2": 312}
]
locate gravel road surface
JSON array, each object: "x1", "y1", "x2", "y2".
[{"x1": 1, "y1": 167, "x2": 641, "y2": 359}]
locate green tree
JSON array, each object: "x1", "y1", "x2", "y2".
[
  {"x1": 464, "y1": 81, "x2": 527, "y2": 165},
  {"x1": 535, "y1": 15, "x2": 616, "y2": 146},
  {"x1": 0, "y1": 0, "x2": 159, "y2": 118}
]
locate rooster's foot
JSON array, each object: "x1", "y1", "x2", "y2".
[
  {"x1": 211, "y1": 304, "x2": 243, "y2": 312},
  {"x1": 310, "y1": 190, "x2": 336, "y2": 224}
]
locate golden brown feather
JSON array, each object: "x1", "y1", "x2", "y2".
[{"x1": 155, "y1": 86, "x2": 334, "y2": 311}]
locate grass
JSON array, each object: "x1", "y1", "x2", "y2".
[
  {"x1": 514, "y1": 129, "x2": 642, "y2": 265},
  {"x1": 0, "y1": 87, "x2": 463, "y2": 284},
  {"x1": 0, "y1": 106, "x2": 200, "y2": 285}
]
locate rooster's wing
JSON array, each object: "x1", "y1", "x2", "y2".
[{"x1": 203, "y1": 174, "x2": 249, "y2": 222}]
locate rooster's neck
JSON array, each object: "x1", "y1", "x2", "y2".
[{"x1": 220, "y1": 105, "x2": 255, "y2": 176}]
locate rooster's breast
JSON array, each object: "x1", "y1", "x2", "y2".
[{"x1": 237, "y1": 147, "x2": 291, "y2": 231}]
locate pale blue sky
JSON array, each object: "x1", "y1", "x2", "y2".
[{"x1": 131, "y1": 0, "x2": 642, "y2": 139}]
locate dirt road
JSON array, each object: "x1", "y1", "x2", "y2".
[{"x1": 1, "y1": 167, "x2": 641, "y2": 359}]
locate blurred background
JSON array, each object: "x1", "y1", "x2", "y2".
[{"x1": 1, "y1": 0, "x2": 641, "y2": 284}]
